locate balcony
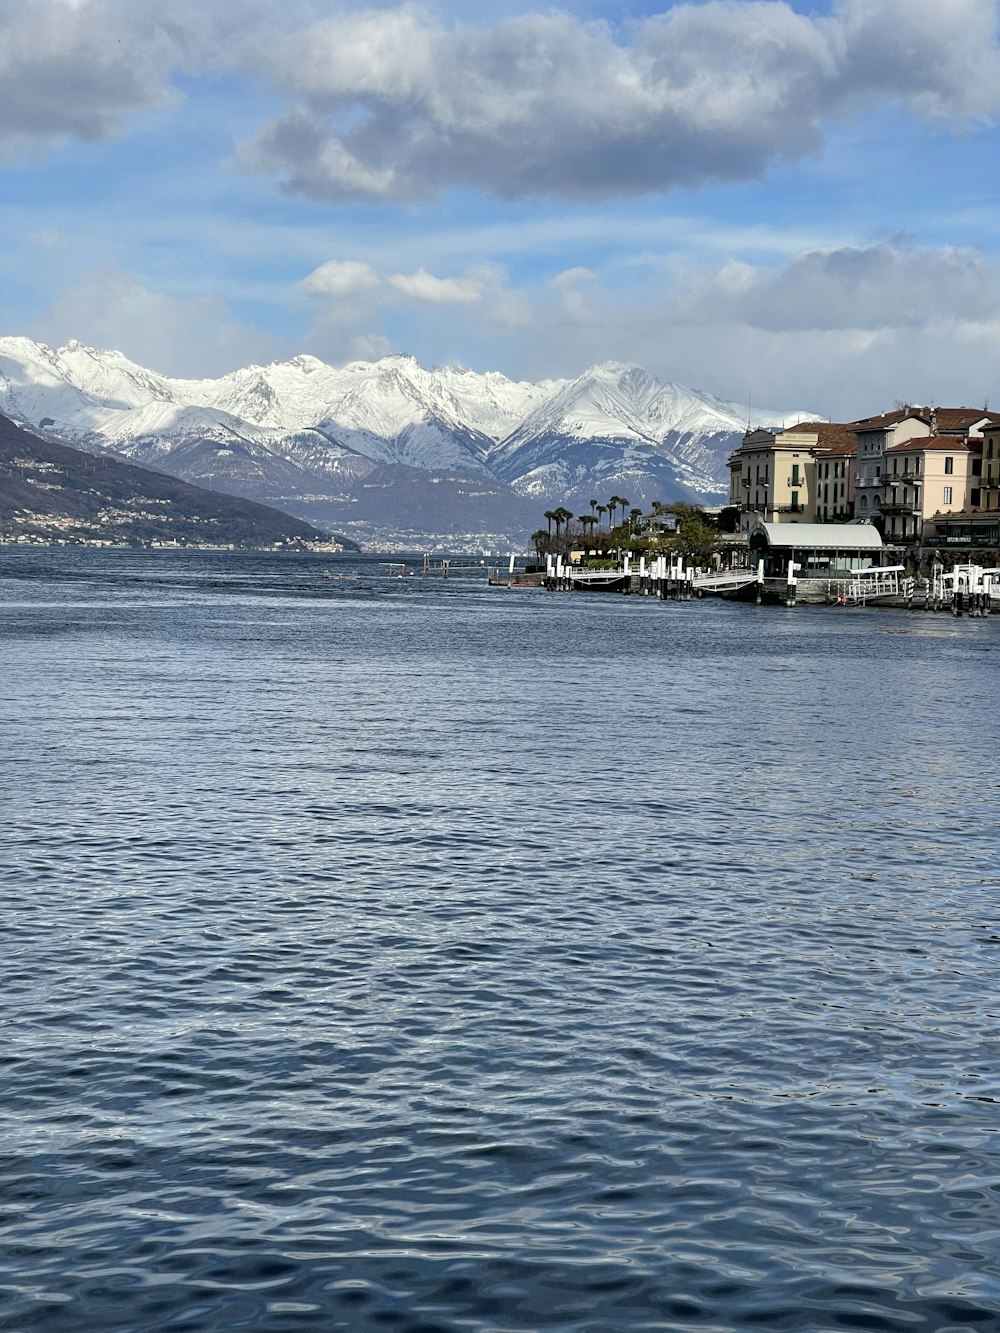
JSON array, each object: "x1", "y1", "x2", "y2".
[
  {"x1": 774, "y1": 505, "x2": 805, "y2": 514},
  {"x1": 880, "y1": 502, "x2": 919, "y2": 515}
]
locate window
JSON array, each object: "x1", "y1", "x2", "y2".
[
  {"x1": 943, "y1": 486, "x2": 953, "y2": 504},
  {"x1": 790, "y1": 491, "x2": 799, "y2": 511},
  {"x1": 791, "y1": 466, "x2": 800, "y2": 485},
  {"x1": 945, "y1": 456, "x2": 954, "y2": 474}
]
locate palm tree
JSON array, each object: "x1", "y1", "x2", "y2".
[
  {"x1": 608, "y1": 496, "x2": 619, "y2": 528},
  {"x1": 619, "y1": 497, "x2": 630, "y2": 528},
  {"x1": 589, "y1": 498, "x2": 598, "y2": 522},
  {"x1": 597, "y1": 504, "x2": 608, "y2": 529},
  {"x1": 544, "y1": 510, "x2": 557, "y2": 539},
  {"x1": 555, "y1": 507, "x2": 574, "y2": 542},
  {"x1": 531, "y1": 529, "x2": 548, "y2": 560},
  {"x1": 579, "y1": 515, "x2": 598, "y2": 545}
]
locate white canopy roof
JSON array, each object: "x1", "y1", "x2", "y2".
[{"x1": 750, "y1": 522, "x2": 883, "y2": 551}]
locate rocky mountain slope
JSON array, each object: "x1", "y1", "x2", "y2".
[{"x1": 0, "y1": 339, "x2": 819, "y2": 543}]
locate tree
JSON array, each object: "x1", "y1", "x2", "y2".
[
  {"x1": 597, "y1": 504, "x2": 608, "y2": 529},
  {"x1": 618, "y1": 497, "x2": 630, "y2": 528},
  {"x1": 544, "y1": 510, "x2": 556, "y2": 538},
  {"x1": 675, "y1": 512, "x2": 717, "y2": 562},
  {"x1": 545, "y1": 506, "x2": 575, "y2": 548},
  {"x1": 608, "y1": 495, "x2": 619, "y2": 527},
  {"x1": 531, "y1": 529, "x2": 548, "y2": 560}
]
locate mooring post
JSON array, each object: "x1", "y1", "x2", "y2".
[
  {"x1": 786, "y1": 559, "x2": 799, "y2": 607},
  {"x1": 756, "y1": 557, "x2": 764, "y2": 605}
]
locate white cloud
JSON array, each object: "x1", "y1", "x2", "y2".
[
  {"x1": 668, "y1": 239, "x2": 1000, "y2": 330},
  {"x1": 299, "y1": 257, "x2": 516, "y2": 311},
  {"x1": 295, "y1": 253, "x2": 530, "y2": 361},
  {"x1": 299, "y1": 259, "x2": 380, "y2": 297},
  {"x1": 240, "y1": 0, "x2": 1000, "y2": 202},
  {"x1": 388, "y1": 267, "x2": 484, "y2": 304},
  {"x1": 32, "y1": 266, "x2": 281, "y2": 376},
  {"x1": 0, "y1": 0, "x2": 195, "y2": 158},
  {"x1": 507, "y1": 238, "x2": 1000, "y2": 416}
]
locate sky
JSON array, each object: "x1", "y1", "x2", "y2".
[{"x1": 2, "y1": 0, "x2": 1000, "y2": 417}]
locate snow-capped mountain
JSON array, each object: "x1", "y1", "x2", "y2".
[
  {"x1": 491, "y1": 360, "x2": 817, "y2": 506},
  {"x1": 0, "y1": 338, "x2": 820, "y2": 542}
]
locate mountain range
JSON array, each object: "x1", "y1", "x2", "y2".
[{"x1": 0, "y1": 338, "x2": 820, "y2": 547}]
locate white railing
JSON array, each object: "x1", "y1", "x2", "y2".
[{"x1": 827, "y1": 567, "x2": 902, "y2": 603}]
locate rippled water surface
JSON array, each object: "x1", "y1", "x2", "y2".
[{"x1": 2, "y1": 548, "x2": 999, "y2": 1332}]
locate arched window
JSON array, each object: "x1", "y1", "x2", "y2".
[{"x1": 859, "y1": 494, "x2": 869, "y2": 511}]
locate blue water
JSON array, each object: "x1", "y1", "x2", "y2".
[{"x1": 2, "y1": 548, "x2": 999, "y2": 1332}]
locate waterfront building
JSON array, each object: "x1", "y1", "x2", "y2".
[
  {"x1": 854, "y1": 407, "x2": 998, "y2": 529},
  {"x1": 748, "y1": 520, "x2": 883, "y2": 577},
  {"x1": 727, "y1": 422, "x2": 853, "y2": 532},
  {"x1": 881, "y1": 435, "x2": 974, "y2": 545},
  {"x1": 727, "y1": 406, "x2": 1000, "y2": 562},
  {"x1": 853, "y1": 408, "x2": 933, "y2": 523},
  {"x1": 978, "y1": 421, "x2": 1000, "y2": 512},
  {"x1": 811, "y1": 429, "x2": 857, "y2": 522}
]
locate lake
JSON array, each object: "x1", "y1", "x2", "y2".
[{"x1": 2, "y1": 548, "x2": 998, "y2": 1331}]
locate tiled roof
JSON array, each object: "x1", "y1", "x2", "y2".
[
  {"x1": 780, "y1": 421, "x2": 854, "y2": 442},
  {"x1": 851, "y1": 406, "x2": 1000, "y2": 433},
  {"x1": 887, "y1": 436, "x2": 969, "y2": 453},
  {"x1": 850, "y1": 408, "x2": 919, "y2": 430},
  {"x1": 809, "y1": 426, "x2": 857, "y2": 452},
  {"x1": 815, "y1": 439, "x2": 857, "y2": 455},
  {"x1": 934, "y1": 408, "x2": 1000, "y2": 430}
]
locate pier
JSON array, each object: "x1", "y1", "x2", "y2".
[{"x1": 528, "y1": 550, "x2": 997, "y2": 615}]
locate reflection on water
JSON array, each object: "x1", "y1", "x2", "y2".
[{"x1": 2, "y1": 548, "x2": 999, "y2": 1331}]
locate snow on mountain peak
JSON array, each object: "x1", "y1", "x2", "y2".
[{"x1": 0, "y1": 335, "x2": 822, "y2": 506}]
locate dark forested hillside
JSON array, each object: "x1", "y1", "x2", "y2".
[{"x1": 0, "y1": 415, "x2": 352, "y2": 547}]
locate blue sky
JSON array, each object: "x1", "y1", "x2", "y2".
[{"x1": 2, "y1": 0, "x2": 1000, "y2": 418}]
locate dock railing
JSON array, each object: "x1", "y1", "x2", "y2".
[{"x1": 827, "y1": 566, "x2": 904, "y2": 604}]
